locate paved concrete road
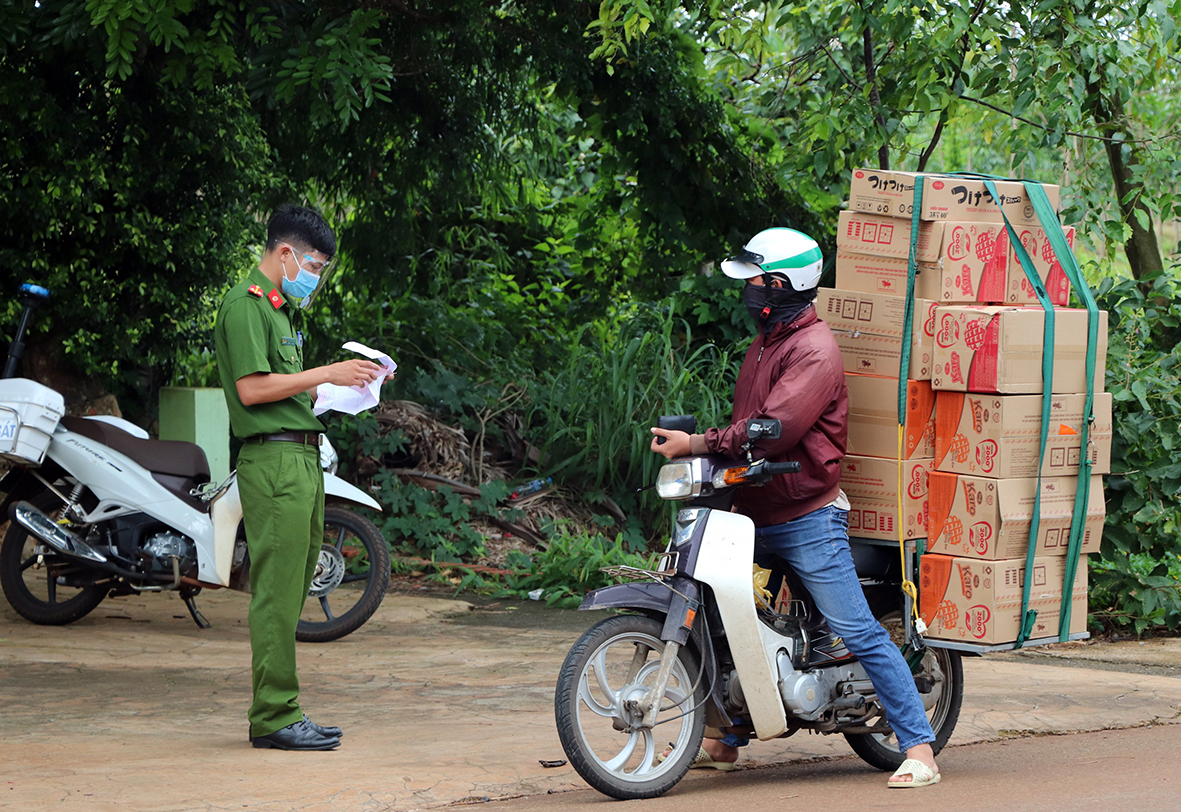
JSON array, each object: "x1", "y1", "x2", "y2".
[
  {"x1": 2, "y1": 588, "x2": 1180, "y2": 812},
  {"x1": 495, "y1": 725, "x2": 1180, "y2": 812}
]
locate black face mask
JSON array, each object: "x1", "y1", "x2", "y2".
[{"x1": 742, "y1": 282, "x2": 817, "y2": 330}]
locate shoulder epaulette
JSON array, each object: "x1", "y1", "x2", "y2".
[{"x1": 247, "y1": 284, "x2": 265, "y2": 298}]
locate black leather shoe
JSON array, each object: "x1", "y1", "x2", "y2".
[
  {"x1": 304, "y1": 713, "x2": 343, "y2": 739},
  {"x1": 251, "y1": 719, "x2": 340, "y2": 750}
]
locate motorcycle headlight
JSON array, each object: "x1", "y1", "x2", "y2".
[{"x1": 655, "y1": 462, "x2": 696, "y2": 500}]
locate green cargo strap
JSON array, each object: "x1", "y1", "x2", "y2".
[
  {"x1": 897, "y1": 176, "x2": 926, "y2": 641},
  {"x1": 898, "y1": 176, "x2": 925, "y2": 413},
  {"x1": 1025, "y1": 183, "x2": 1100, "y2": 641},
  {"x1": 983, "y1": 179, "x2": 1055, "y2": 647}
]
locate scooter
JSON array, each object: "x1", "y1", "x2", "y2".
[
  {"x1": 0, "y1": 283, "x2": 390, "y2": 642},
  {"x1": 553, "y1": 417, "x2": 963, "y2": 799}
]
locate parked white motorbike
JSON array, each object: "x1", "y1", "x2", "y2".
[
  {"x1": 554, "y1": 417, "x2": 963, "y2": 799},
  {"x1": 0, "y1": 283, "x2": 389, "y2": 642}
]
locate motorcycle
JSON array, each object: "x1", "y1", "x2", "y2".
[
  {"x1": 553, "y1": 417, "x2": 963, "y2": 799},
  {"x1": 0, "y1": 283, "x2": 390, "y2": 642}
]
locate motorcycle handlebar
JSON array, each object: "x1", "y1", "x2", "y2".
[{"x1": 762, "y1": 461, "x2": 801, "y2": 475}]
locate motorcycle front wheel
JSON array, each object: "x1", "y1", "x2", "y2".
[
  {"x1": 843, "y1": 613, "x2": 964, "y2": 770},
  {"x1": 0, "y1": 490, "x2": 107, "y2": 625},
  {"x1": 554, "y1": 614, "x2": 705, "y2": 800},
  {"x1": 295, "y1": 507, "x2": 390, "y2": 643}
]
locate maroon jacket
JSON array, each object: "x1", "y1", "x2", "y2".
[{"x1": 703, "y1": 307, "x2": 848, "y2": 526}]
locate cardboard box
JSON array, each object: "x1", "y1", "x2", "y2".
[
  {"x1": 846, "y1": 374, "x2": 936, "y2": 460},
  {"x1": 926, "y1": 472, "x2": 1104, "y2": 559},
  {"x1": 848, "y1": 169, "x2": 1061, "y2": 225},
  {"x1": 935, "y1": 222, "x2": 1010, "y2": 303},
  {"x1": 920, "y1": 553, "x2": 1087, "y2": 644},
  {"x1": 931, "y1": 306, "x2": 1109, "y2": 394},
  {"x1": 934, "y1": 391, "x2": 1112, "y2": 478},
  {"x1": 840, "y1": 455, "x2": 932, "y2": 540},
  {"x1": 835, "y1": 250, "x2": 942, "y2": 301},
  {"x1": 1006, "y1": 225, "x2": 1076, "y2": 306},
  {"x1": 818, "y1": 288, "x2": 937, "y2": 379},
  {"x1": 848, "y1": 168, "x2": 923, "y2": 218},
  {"x1": 837, "y1": 211, "x2": 944, "y2": 263},
  {"x1": 838, "y1": 217, "x2": 1012, "y2": 304},
  {"x1": 921, "y1": 176, "x2": 1060, "y2": 226}
]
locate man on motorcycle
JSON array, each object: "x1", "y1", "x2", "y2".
[
  {"x1": 215, "y1": 205, "x2": 385, "y2": 751},
  {"x1": 649, "y1": 227, "x2": 941, "y2": 788}
]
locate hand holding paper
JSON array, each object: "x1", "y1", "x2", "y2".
[{"x1": 313, "y1": 341, "x2": 397, "y2": 416}]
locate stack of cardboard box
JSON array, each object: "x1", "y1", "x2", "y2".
[{"x1": 825, "y1": 168, "x2": 1108, "y2": 646}]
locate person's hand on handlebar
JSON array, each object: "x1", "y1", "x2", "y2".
[{"x1": 650, "y1": 427, "x2": 692, "y2": 459}]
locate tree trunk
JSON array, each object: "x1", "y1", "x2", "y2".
[
  {"x1": 1103, "y1": 134, "x2": 1163, "y2": 281},
  {"x1": 861, "y1": 26, "x2": 889, "y2": 170},
  {"x1": 1086, "y1": 82, "x2": 1163, "y2": 281}
]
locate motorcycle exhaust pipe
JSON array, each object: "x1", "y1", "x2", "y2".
[{"x1": 8, "y1": 500, "x2": 110, "y2": 564}]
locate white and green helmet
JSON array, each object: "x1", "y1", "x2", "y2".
[{"x1": 720, "y1": 227, "x2": 823, "y2": 291}]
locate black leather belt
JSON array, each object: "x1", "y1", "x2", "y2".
[{"x1": 254, "y1": 432, "x2": 321, "y2": 446}]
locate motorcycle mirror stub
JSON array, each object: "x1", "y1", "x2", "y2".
[
  {"x1": 746, "y1": 418, "x2": 782, "y2": 441},
  {"x1": 656, "y1": 414, "x2": 698, "y2": 445}
]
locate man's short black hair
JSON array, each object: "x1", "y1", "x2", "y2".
[{"x1": 266, "y1": 204, "x2": 337, "y2": 258}]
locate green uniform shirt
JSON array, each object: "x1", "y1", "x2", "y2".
[{"x1": 215, "y1": 267, "x2": 325, "y2": 440}]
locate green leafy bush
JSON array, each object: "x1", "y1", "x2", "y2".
[
  {"x1": 1089, "y1": 270, "x2": 1181, "y2": 634},
  {"x1": 524, "y1": 302, "x2": 740, "y2": 534},
  {"x1": 478, "y1": 524, "x2": 660, "y2": 608}
]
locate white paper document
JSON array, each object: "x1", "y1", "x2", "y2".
[{"x1": 312, "y1": 341, "x2": 397, "y2": 416}]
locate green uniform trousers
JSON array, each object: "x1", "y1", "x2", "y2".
[{"x1": 237, "y1": 440, "x2": 325, "y2": 737}]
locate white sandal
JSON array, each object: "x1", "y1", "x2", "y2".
[
  {"x1": 888, "y1": 758, "x2": 941, "y2": 788},
  {"x1": 657, "y1": 745, "x2": 736, "y2": 772}
]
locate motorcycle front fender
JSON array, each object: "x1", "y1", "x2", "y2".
[
  {"x1": 580, "y1": 581, "x2": 674, "y2": 615},
  {"x1": 324, "y1": 472, "x2": 382, "y2": 512}
]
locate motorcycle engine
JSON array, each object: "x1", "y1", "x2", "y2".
[{"x1": 142, "y1": 531, "x2": 197, "y2": 577}]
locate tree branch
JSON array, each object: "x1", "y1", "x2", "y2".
[
  {"x1": 916, "y1": 0, "x2": 989, "y2": 171},
  {"x1": 820, "y1": 42, "x2": 860, "y2": 90},
  {"x1": 958, "y1": 94, "x2": 1181, "y2": 145}
]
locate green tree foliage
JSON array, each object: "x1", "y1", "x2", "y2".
[
  {"x1": 2, "y1": 0, "x2": 812, "y2": 416},
  {"x1": 0, "y1": 5, "x2": 277, "y2": 411},
  {"x1": 592, "y1": 0, "x2": 1181, "y2": 278},
  {"x1": 1089, "y1": 270, "x2": 1181, "y2": 633}
]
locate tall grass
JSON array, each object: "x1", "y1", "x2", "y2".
[{"x1": 525, "y1": 302, "x2": 741, "y2": 509}]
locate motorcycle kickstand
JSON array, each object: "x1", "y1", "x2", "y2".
[{"x1": 180, "y1": 588, "x2": 211, "y2": 629}]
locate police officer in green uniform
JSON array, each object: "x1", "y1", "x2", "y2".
[{"x1": 215, "y1": 205, "x2": 384, "y2": 751}]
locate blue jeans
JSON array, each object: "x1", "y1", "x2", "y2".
[{"x1": 745, "y1": 505, "x2": 935, "y2": 753}]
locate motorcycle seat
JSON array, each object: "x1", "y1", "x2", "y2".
[{"x1": 59, "y1": 416, "x2": 211, "y2": 483}]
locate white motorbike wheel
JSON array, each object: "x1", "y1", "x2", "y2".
[{"x1": 554, "y1": 615, "x2": 705, "y2": 800}]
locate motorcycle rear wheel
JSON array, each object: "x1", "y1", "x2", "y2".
[
  {"x1": 0, "y1": 492, "x2": 107, "y2": 625},
  {"x1": 295, "y1": 507, "x2": 390, "y2": 643},
  {"x1": 843, "y1": 614, "x2": 963, "y2": 771},
  {"x1": 554, "y1": 615, "x2": 705, "y2": 800}
]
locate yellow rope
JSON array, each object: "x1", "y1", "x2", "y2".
[{"x1": 897, "y1": 422, "x2": 923, "y2": 628}]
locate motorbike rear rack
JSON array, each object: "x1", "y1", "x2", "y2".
[
  {"x1": 920, "y1": 632, "x2": 1090, "y2": 655},
  {"x1": 847, "y1": 535, "x2": 1094, "y2": 655}
]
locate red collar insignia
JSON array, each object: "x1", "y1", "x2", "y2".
[
  {"x1": 247, "y1": 284, "x2": 264, "y2": 298},
  {"x1": 268, "y1": 288, "x2": 285, "y2": 309}
]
